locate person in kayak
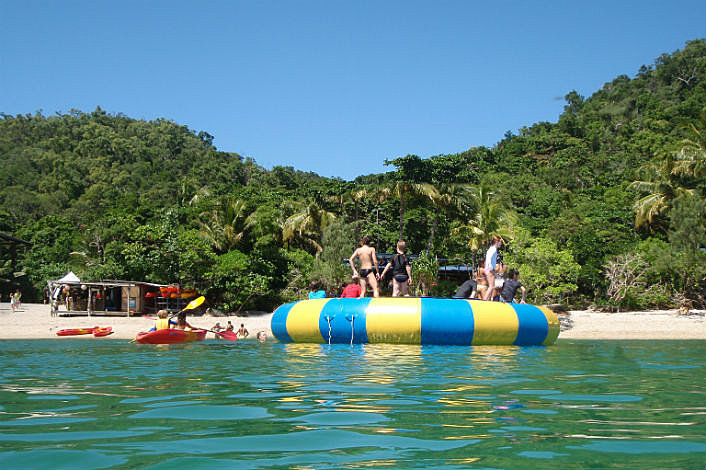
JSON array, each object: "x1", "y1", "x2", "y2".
[
  {"x1": 149, "y1": 310, "x2": 176, "y2": 331},
  {"x1": 174, "y1": 311, "x2": 197, "y2": 330}
]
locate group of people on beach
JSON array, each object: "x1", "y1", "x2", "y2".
[
  {"x1": 8, "y1": 290, "x2": 22, "y2": 312},
  {"x1": 310, "y1": 235, "x2": 526, "y2": 303}
]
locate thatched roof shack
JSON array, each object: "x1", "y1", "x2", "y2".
[{"x1": 47, "y1": 273, "x2": 179, "y2": 317}]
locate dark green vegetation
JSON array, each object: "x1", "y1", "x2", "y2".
[{"x1": 1, "y1": 40, "x2": 704, "y2": 312}]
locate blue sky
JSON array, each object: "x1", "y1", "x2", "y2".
[{"x1": 2, "y1": 1, "x2": 704, "y2": 181}]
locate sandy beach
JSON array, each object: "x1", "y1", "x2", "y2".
[
  {"x1": 0, "y1": 303, "x2": 274, "y2": 341},
  {"x1": 0, "y1": 303, "x2": 704, "y2": 341}
]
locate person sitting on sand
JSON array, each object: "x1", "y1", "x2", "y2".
[
  {"x1": 340, "y1": 275, "x2": 362, "y2": 298},
  {"x1": 237, "y1": 323, "x2": 249, "y2": 339},
  {"x1": 174, "y1": 311, "x2": 196, "y2": 330}
]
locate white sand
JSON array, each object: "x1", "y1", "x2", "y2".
[
  {"x1": 0, "y1": 303, "x2": 273, "y2": 341},
  {"x1": 0, "y1": 303, "x2": 704, "y2": 341},
  {"x1": 558, "y1": 309, "x2": 705, "y2": 340}
]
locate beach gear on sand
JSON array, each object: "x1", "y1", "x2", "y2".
[
  {"x1": 56, "y1": 326, "x2": 114, "y2": 337},
  {"x1": 272, "y1": 297, "x2": 559, "y2": 346}
]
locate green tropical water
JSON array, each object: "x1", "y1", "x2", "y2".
[{"x1": 0, "y1": 339, "x2": 704, "y2": 469}]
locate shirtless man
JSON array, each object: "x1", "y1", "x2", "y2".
[{"x1": 348, "y1": 236, "x2": 380, "y2": 297}]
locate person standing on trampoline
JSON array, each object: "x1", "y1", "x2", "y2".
[{"x1": 349, "y1": 236, "x2": 380, "y2": 297}]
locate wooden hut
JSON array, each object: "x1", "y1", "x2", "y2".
[{"x1": 47, "y1": 274, "x2": 195, "y2": 317}]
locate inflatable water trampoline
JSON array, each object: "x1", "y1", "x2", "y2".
[{"x1": 271, "y1": 297, "x2": 559, "y2": 346}]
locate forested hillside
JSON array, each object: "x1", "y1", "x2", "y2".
[{"x1": 2, "y1": 40, "x2": 704, "y2": 311}]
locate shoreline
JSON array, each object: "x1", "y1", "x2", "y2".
[
  {"x1": 0, "y1": 303, "x2": 704, "y2": 341},
  {"x1": 0, "y1": 303, "x2": 273, "y2": 341}
]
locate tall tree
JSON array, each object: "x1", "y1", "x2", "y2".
[
  {"x1": 376, "y1": 182, "x2": 439, "y2": 241},
  {"x1": 197, "y1": 197, "x2": 251, "y2": 254},
  {"x1": 282, "y1": 200, "x2": 337, "y2": 254},
  {"x1": 426, "y1": 183, "x2": 473, "y2": 252},
  {"x1": 453, "y1": 182, "x2": 517, "y2": 254},
  {"x1": 630, "y1": 155, "x2": 694, "y2": 231}
]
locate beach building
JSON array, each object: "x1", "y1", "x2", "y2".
[{"x1": 47, "y1": 272, "x2": 198, "y2": 317}]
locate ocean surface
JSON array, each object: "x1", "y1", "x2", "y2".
[{"x1": 0, "y1": 339, "x2": 704, "y2": 469}]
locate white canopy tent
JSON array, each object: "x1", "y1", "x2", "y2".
[{"x1": 56, "y1": 271, "x2": 81, "y2": 284}]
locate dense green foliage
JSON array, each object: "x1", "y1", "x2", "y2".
[{"x1": 2, "y1": 40, "x2": 705, "y2": 310}]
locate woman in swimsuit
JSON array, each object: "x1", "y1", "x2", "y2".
[{"x1": 474, "y1": 263, "x2": 488, "y2": 299}]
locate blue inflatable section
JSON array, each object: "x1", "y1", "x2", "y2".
[
  {"x1": 271, "y1": 301, "x2": 295, "y2": 343},
  {"x1": 421, "y1": 298, "x2": 474, "y2": 345},
  {"x1": 512, "y1": 303, "x2": 549, "y2": 346},
  {"x1": 318, "y1": 298, "x2": 371, "y2": 344}
]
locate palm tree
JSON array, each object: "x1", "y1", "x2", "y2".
[
  {"x1": 376, "y1": 182, "x2": 439, "y2": 241},
  {"x1": 672, "y1": 110, "x2": 706, "y2": 180},
  {"x1": 630, "y1": 155, "x2": 694, "y2": 231},
  {"x1": 197, "y1": 197, "x2": 251, "y2": 254},
  {"x1": 426, "y1": 183, "x2": 474, "y2": 252},
  {"x1": 282, "y1": 200, "x2": 337, "y2": 254},
  {"x1": 453, "y1": 182, "x2": 517, "y2": 256}
]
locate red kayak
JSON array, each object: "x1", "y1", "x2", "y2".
[
  {"x1": 93, "y1": 327, "x2": 114, "y2": 337},
  {"x1": 134, "y1": 328, "x2": 208, "y2": 344},
  {"x1": 57, "y1": 327, "x2": 100, "y2": 336}
]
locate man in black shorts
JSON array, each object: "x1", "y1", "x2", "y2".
[{"x1": 501, "y1": 268, "x2": 526, "y2": 303}]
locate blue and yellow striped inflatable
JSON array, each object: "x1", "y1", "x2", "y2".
[{"x1": 271, "y1": 298, "x2": 559, "y2": 346}]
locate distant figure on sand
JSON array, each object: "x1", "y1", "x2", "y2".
[
  {"x1": 349, "y1": 236, "x2": 380, "y2": 297},
  {"x1": 340, "y1": 275, "x2": 362, "y2": 298},
  {"x1": 483, "y1": 236, "x2": 503, "y2": 301},
  {"x1": 10, "y1": 289, "x2": 21, "y2": 312},
  {"x1": 380, "y1": 240, "x2": 412, "y2": 297},
  {"x1": 237, "y1": 323, "x2": 249, "y2": 339}
]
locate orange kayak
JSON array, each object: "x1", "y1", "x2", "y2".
[
  {"x1": 57, "y1": 327, "x2": 99, "y2": 336},
  {"x1": 134, "y1": 329, "x2": 207, "y2": 344},
  {"x1": 93, "y1": 327, "x2": 114, "y2": 337}
]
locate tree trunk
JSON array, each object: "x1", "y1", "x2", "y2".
[
  {"x1": 427, "y1": 213, "x2": 438, "y2": 253},
  {"x1": 354, "y1": 200, "x2": 360, "y2": 242},
  {"x1": 398, "y1": 191, "x2": 405, "y2": 241}
]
